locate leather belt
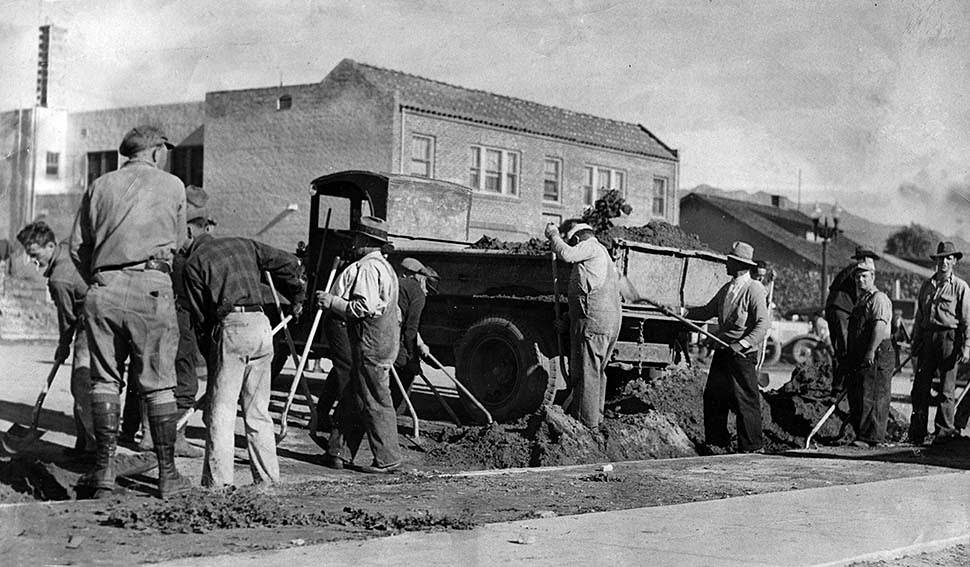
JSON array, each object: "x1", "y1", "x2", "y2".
[
  {"x1": 230, "y1": 305, "x2": 263, "y2": 313},
  {"x1": 97, "y1": 259, "x2": 172, "y2": 274}
]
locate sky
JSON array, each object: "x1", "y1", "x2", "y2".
[{"x1": 1, "y1": 0, "x2": 968, "y2": 236}]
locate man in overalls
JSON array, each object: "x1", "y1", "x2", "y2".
[
  {"x1": 845, "y1": 256, "x2": 894, "y2": 447},
  {"x1": 315, "y1": 216, "x2": 402, "y2": 473}
]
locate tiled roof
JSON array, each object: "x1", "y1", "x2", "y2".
[
  {"x1": 683, "y1": 194, "x2": 915, "y2": 275},
  {"x1": 343, "y1": 59, "x2": 678, "y2": 161}
]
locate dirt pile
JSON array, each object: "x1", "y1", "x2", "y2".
[
  {"x1": 468, "y1": 235, "x2": 550, "y2": 255},
  {"x1": 104, "y1": 486, "x2": 475, "y2": 534},
  {"x1": 604, "y1": 221, "x2": 712, "y2": 251},
  {"x1": 0, "y1": 457, "x2": 77, "y2": 501}
]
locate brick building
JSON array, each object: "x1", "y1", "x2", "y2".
[{"x1": 3, "y1": 57, "x2": 680, "y2": 251}]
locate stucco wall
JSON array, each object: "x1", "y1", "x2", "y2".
[
  {"x1": 204, "y1": 73, "x2": 395, "y2": 249},
  {"x1": 400, "y1": 111, "x2": 678, "y2": 240}
]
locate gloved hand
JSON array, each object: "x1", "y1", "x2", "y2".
[
  {"x1": 418, "y1": 342, "x2": 431, "y2": 358},
  {"x1": 291, "y1": 301, "x2": 303, "y2": 321},
  {"x1": 729, "y1": 341, "x2": 746, "y2": 357},
  {"x1": 55, "y1": 343, "x2": 70, "y2": 362},
  {"x1": 315, "y1": 291, "x2": 335, "y2": 310},
  {"x1": 544, "y1": 222, "x2": 560, "y2": 240}
]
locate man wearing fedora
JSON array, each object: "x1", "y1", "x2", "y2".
[
  {"x1": 845, "y1": 256, "x2": 894, "y2": 447},
  {"x1": 825, "y1": 246, "x2": 882, "y2": 397},
  {"x1": 316, "y1": 216, "x2": 403, "y2": 473},
  {"x1": 545, "y1": 218, "x2": 622, "y2": 429},
  {"x1": 70, "y1": 124, "x2": 191, "y2": 499},
  {"x1": 686, "y1": 241, "x2": 769, "y2": 454},
  {"x1": 909, "y1": 241, "x2": 970, "y2": 445},
  {"x1": 182, "y1": 205, "x2": 305, "y2": 489}
]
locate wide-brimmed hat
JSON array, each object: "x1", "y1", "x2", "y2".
[
  {"x1": 564, "y1": 222, "x2": 594, "y2": 240},
  {"x1": 185, "y1": 185, "x2": 216, "y2": 225},
  {"x1": 853, "y1": 257, "x2": 876, "y2": 273},
  {"x1": 353, "y1": 216, "x2": 389, "y2": 243},
  {"x1": 930, "y1": 241, "x2": 963, "y2": 260},
  {"x1": 851, "y1": 245, "x2": 880, "y2": 260},
  {"x1": 119, "y1": 125, "x2": 174, "y2": 158},
  {"x1": 727, "y1": 241, "x2": 757, "y2": 267}
]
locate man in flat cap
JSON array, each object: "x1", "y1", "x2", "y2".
[
  {"x1": 845, "y1": 256, "x2": 894, "y2": 447},
  {"x1": 70, "y1": 124, "x2": 191, "y2": 499},
  {"x1": 392, "y1": 257, "x2": 437, "y2": 406},
  {"x1": 182, "y1": 205, "x2": 304, "y2": 490},
  {"x1": 909, "y1": 241, "x2": 970, "y2": 445},
  {"x1": 686, "y1": 241, "x2": 769, "y2": 454},
  {"x1": 316, "y1": 216, "x2": 402, "y2": 473},
  {"x1": 825, "y1": 246, "x2": 882, "y2": 398},
  {"x1": 545, "y1": 218, "x2": 622, "y2": 429}
]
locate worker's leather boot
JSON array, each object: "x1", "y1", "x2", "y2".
[
  {"x1": 87, "y1": 401, "x2": 120, "y2": 498},
  {"x1": 137, "y1": 405, "x2": 153, "y2": 452},
  {"x1": 174, "y1": 427, "x2": 203, "y2": 458},
  {"x1": 148, "y1": 411, "x2": 193, "y2": 498}
]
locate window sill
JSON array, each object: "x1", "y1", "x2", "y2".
[
  {"x1": 473, "y1": 191, "x2": 521, "y2": 203},
  {"x1": 542, "y1": 201, "x2": 564, "y2": 209}
]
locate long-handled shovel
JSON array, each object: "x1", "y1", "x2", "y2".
[
  {"x1": 276, "y1": 256, "x2": 340, "y2": 443},
  {"x1": 2, "y1": 354, "x2": 67, "y2": 454},
  {"x1": 550, "y1": 252, "x2": 570, "y2": 387},
  {"x1": 390, "y1": 366, "x2": 420, "y2": 440},
  {"x1": 265, "y1": 271, "x2": 317, "y2": 432},
  {"x1": 805, "y1": 354, "x2": 913, "y2": 449},
  {"x1": 423, "y1": 351, "x2": 493, "y2": 424}
]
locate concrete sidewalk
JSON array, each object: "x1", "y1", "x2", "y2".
[{"x1": 156, "y1": 470, "x2": 970, "y2": 567}]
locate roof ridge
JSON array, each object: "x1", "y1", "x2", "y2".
[{"x1": 354, "y1": 60, "x2": 656, "y2": 133}]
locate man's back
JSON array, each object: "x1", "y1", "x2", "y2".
[{"x1": 72, "y1": 160, "x2": 185, "y2": 276}]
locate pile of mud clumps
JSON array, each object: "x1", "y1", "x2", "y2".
[
  {"x1": 0, "y1": 457, "x2": 78, "y2": 502},
  {"x1": 468, "y1": 235, "x2": 550, "y2": 255},
  {"x1": 469, "y1": 221, "x2": 710, "y2": 255},
  {"x1": 104, "y1": 488, "x2": 475, "y2": 534},
  {"x1": 426, "y1": 361, "x2": 910, "y2": 469}
]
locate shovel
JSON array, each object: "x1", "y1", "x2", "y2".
[
  {"x1": 620, "y1": 278, "x2": 771, "y2": 387},
  {"x1": 3, "y1": 355, "x2": 66, "y2": 454}
]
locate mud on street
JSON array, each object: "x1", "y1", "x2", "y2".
[{"x1": 2, "y1": 340, "x2": 970, "y2": 565}]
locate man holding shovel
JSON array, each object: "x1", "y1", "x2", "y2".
[
  {"x1": 15, "y1": 221, "x2": 93, "y2": 458},
  {"x1": 182, "y1": 214, "x2": 304, "y2": 490},
  {"x1": 544, "y1": 219, "x2": 622, "y2": 429},
  {"x1": 685, "y1": 241, "x2": 769, "y2": 454},
  {"x1": 909, "y1": 241, "x2": 970, "y2": 445}
]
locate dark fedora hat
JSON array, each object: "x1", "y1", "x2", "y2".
[
  {"x1": 353, "y1": 216, "x2": 389, "y2": 243},
  {"x1": 930, "y1": 241, "x2": 963, "y2": 260},
  {"x1": 850, "y1": 245, "x2": 880, "y2": 260}
]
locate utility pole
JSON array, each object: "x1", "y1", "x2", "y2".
[{"x1": 797, "y1": 169, "x2": 802, "y2": 212}]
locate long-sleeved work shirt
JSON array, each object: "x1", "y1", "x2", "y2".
[
  {"x1": 912, "y1": 272, "x2": 970, "y2": 352},
  {"x1": 182, "y1": 233, "x2": 305, "y2": 331},
  {"x1": 825, "y1": 263, "x2": 857, "y2": 317},
  {"x1": 549, "y1": 234, "x2": 622, "y2": 335},
  {"x1": 44, "y1": 242, "x2": 87, "y2": 349},
  {"x1": 70, "y1": 158, "x2": 186, "y2": 282},
  {"x1": 396, "y1": 276, "x2": 426, "y2": 367},
  {"x1": 688, "y1": 271, "x2": 770, "y2": 351},
  {"x1": 331, "y1": 251, "x2": 397, "y2": 320}
]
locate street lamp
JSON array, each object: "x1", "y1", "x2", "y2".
[{"x1": 811, "y1": 203, "x2": 842, "y2": 306}]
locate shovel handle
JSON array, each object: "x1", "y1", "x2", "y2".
[
  {"x1": 640, "y1": 297, "x2": 731, "y2": 350},
  {"x1": 30, "y1": 358, "x2": 65, "y2": 430},
  {"x1": 390, "y1": 365, "x2": 419, "y2": 440},
  {"x1": 266, "y1": 271, "x2": 318, "y2": 431},
  {"x1": 424, "y1": 352, "x2": 493, "y2": 424}
]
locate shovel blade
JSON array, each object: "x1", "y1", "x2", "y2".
[
  {"x1": 757, "y1": 372, "x2": 770, "y2": 388},
  {"x1": 2, "y1": 423, "x2": 45, "y2": 454}
]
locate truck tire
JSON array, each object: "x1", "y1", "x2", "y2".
[
  {"x1": 788, "y1": 337, "x2": 818, "y2": 365},
  {"x1": 455, "y1": 316, "x2": 553, "y2": 422},
  {"x1": 763, "y1": 337, "x2": 782, "y2": 366}
]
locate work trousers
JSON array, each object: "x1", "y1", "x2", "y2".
[
  {"x1": 315, "y1": 318, "x2": 351, "y2": 425},
  {"x1": 84, "y1": 270, "x2": 178, "y2": 404},
  {"x1": 175, "y1": 307, "x2": 202, "y2": 412},
  {"x1": 328, "y1": 328, "x2": 401, "y2": 468},
  {"x1": 70, "y1": 326, "x2": 95, "y2": 451},
  {"x1": 825, "y1": 307, "x2": 850, "y2": 393},
  {"x1": 202, "y1": 312, "x2": 278, "y2": 488},
  {"x1": 704, "y1": 349, "x2": 763, "y2": 452},
  {"x1": 569, "y1": 317, "x2": 619, "y2": 428},
  {"x1": 911, "y1": 328, "x2": 961, "y2": 439},
  {"x1": 847, "y1": 340, "x2": 894, "y2": 443}
]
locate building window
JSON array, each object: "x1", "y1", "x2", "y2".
[
  {"x1": 582, "y1": 165, "x2": 626, "y2": 206},
  {"x1": 169, "y1": 146, "x2": 204, "y2": 187},
  {"x1": 86, "y1": 150, "x2": 118, "y2": 187},
  {"x1": 277, "y1": 95, "x2": 292, "y2": 111},
  {"x1": 45, "y1": 151, "x2": 59, "y2": 176},
  {"x1": 652, "y1": 177, "x2": 668, "y2": 216},
  {"x1": 410, "y1": 134, "x2": 434, "y2": 178},
  {"x1": 469, "y1": 145, "x2": 518, "y2": 196},
  {"x1": 543, "y1": 158, "x2": 561, "y2": 202}
]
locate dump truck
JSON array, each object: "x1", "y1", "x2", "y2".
[{"x1": 282, "y1": 170, "x2": 730, "y2": 421}]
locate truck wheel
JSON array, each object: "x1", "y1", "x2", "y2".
[
  {"x1": 789, "y1": 338, "x2": 817, "y2": 365},
  {"x1": 763, "y1": 337, "x2": 782, "y2": 366},
  {"x1": 456, "y1": 317, "x2": 553, "y2": 423}
]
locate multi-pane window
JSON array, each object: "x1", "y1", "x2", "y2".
[
  {"x1": 653, "y1": 177, "x2": 668, "y2": 217},
  {"x1": 87, "y1": 150, "x2": 118, "y2": 187},
  {"x1": 45, "y1": 151, "x2": 59, "y2": 176},
  {"x1": 543, "y1": 158, "x2": 561, "y2": 202},
  {"x1": 169, "y1": 146, "x2": 204, "y2": 187},
  {"x1": 582, "y1": 165, "x2": 625, "y2": 205},
  {"x1": 410, "y1": 135, "x2": 434, "y2": 178},
  {"x1": 469, "y1": 146, "x2": 518, "y2": 195},
  {"x1": 277, "y1": 95, "x2": 292, "y2": 111}
]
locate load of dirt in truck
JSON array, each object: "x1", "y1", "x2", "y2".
[{"x1": 468, "y1": 221, "x2": 710, "y2": 254}]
